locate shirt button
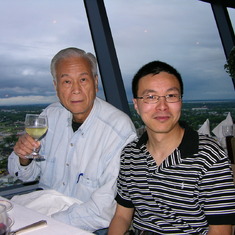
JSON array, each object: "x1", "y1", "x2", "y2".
[
  {"x1": 66, "y1": 163, "x2": 69, "y2": 166},
  {"x1": 70, "y1": 143, "x2": 73, "y2": 147},
  {"x1": 63, "y1": 182, "x2": 65, "y2": 186}
]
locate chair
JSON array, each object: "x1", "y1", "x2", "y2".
[{"x1": 226, "y1": 136, "x2": 235, "y2": 164}]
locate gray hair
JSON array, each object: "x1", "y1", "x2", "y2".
[{"x1": 50, "y1": 47, "x2": 98, "y2": 80}]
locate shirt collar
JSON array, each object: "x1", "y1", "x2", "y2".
[{"x1": 137, "y1": 121, "x2": 199, "y2": 158}]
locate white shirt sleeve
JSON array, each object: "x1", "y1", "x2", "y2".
[{"x1": 8, "y1": 152, "x2": 40, "y2": 182}]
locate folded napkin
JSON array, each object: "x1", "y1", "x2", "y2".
[
  {"x1": 198, "y1": 118, "x2": 211, "y2": 136},
  {"x1": 11, "y1": 189, "x2": 82, "y2": 216},
  {"x1": 212, "y1": 112, "x2": 234, "y2": 140}
]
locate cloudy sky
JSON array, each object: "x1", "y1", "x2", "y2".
[{"x1": 0, "y1": 0, "x2": 234, "y2": 106}]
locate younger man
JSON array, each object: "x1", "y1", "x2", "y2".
[{"x1": 108, "y1": 61, "x2": 235, "y2": 235}]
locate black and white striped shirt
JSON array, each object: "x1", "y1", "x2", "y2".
[{"x1": 116, "y1": 125, "x2": 235, "y2": 235}]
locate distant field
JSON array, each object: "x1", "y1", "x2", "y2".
[
  {"x1": 129, "y1": 99, "x2": 235, "y2": 131},
  {"x1": 0, "y1": 100, "x2": 234, "y2": 177}
]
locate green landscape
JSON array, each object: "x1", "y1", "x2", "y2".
[
  {"x1": 130, "y1": 99, "x2": 235, "y2": 130},
  {"x1": 0, "y1": 99, "x2": 234, "y2": 182}
]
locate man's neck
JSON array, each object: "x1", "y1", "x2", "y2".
[{"x1": 146, "y1": 125, "x2": 184, "y2": 165}]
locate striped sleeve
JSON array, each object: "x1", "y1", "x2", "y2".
[
  {"x1": 199, "y1": 136, "x2": 235, "y2": 224},
  {"x1": 116, "y1": 143, "x2": 135, "y2": 208}
]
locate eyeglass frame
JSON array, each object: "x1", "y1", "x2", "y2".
[{"x1": 135, "y1": 94, "x2": 182, "y2": 104}]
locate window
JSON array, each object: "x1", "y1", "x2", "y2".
[
  {"x1": 0, "y1": 0, "x2": 234, "y2": 193},
  {"x1": 0, "y1": 0, "x2": 104, "y2": 193},
  {"x1": 228, "y1": 8, "x2": 235, "y2": 34},
  {"x1": 104, "y1": 0, "x2": 235, "y2": 130},
  {"x1": 104, "y1": 0, "x2": 234, "y2": 101}
]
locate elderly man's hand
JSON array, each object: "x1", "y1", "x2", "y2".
[{"x1": 13, "y1": 133, "x2": 40, "y2": 165}]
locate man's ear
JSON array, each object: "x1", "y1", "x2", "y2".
[
  {"x1": 53, "y1": 80, "x2": 57, "y2": 90},
  {"x1": 133, "y1": 98, "x2": 140, "y2": 115},
  {"x1": 94, "y1": 75, "x2": 98, "y2": 92}
]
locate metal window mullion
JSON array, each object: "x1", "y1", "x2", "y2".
[{"x1": 83, "y1": 0, "x2": 131, "y2": 116}]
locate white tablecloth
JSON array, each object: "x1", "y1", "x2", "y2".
[{"x1": 0, "y1": 197, "x2": 93, "y2": 235}]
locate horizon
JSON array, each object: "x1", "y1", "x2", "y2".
[{"x1": 0, "y1": 98, "x2": 235, "y2": 107}]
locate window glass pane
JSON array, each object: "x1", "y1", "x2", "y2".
[
  {"x1": 105, "y1": 0, "x2": 235, "y2": 100},
  {"x1": 104, "y1": 0, "x2": 235, "y2": 129},
  {"x1": 0, "y1": 0, "x2": 106, "y2": 106},
  {"x1": 228, "y1": 8, "x2": 235, "y2": 34},
  {"x1": 0, "y1": 0, "x2": 103, "y2": 190},
  {"x1": 0, "y1": 0, "x2": 235, "y2": 191}
]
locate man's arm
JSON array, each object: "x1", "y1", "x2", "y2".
[
  {"x1": 13, "y1": 133, "x2": 40, "y2": 163},
  {"x1": 207, "y1": 225, "x2": 232, "y2": 235},
  {"x1": 108, "y1": 204, "x2": 134, "y2": 235},
  {"x1": 8, "y1": 134, "x2": 41, "y2": 181}
]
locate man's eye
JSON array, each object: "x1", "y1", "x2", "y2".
[
  {"x1": 64, "y1": 80, "x2": 71, "y2": 84},
  {"x1": 147, "y1": 95, "x2": 156, "y2": 100},
  {"x1": 167, "y1": 94, "x2": 177, "y2": 98},
  {"x1": 80, "y1": 78, "x2": 87, "y2": 82}
]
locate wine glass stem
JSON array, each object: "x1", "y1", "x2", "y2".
[{"x1": 32, "y1": 139, "x2": 40, "y2": 156}]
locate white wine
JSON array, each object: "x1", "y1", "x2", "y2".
[
  {"x1": 25, "y1": 126, "x2": 48, "y2": 140},
  {"x1": 24, "y1": 114, "x2": 48, "y2": 159}
]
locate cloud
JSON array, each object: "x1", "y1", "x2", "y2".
[
  {"x1": 0, "y1": 95, "x2": 58, "y2": 106},
  {"x1": 0, "y1": 0, "x2": 234, "y2": 106}
]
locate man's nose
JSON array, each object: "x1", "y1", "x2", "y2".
[
  {"x1": 155, "y1": 96, "x2": 168, "y2": 109},
  {"x1": 72, "y1": 82, "x2": 81, "y2": 94}
]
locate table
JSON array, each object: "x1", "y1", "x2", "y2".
[{"x1": 0, "y1": 197, "x2": 93, "y2": 235}]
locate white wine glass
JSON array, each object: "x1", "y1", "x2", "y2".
[{"x1": 25, "y1": 114, "x2": 48, "y2": 160}]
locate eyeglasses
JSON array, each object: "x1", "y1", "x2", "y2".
[{"x1": 135, "y1": 94, "x2": 182, "y2": 104}]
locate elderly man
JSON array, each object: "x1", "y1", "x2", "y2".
[
  {"x1": 8, "y1": 47, "x2": 137, "y2": 234},
  {"x1": 108, "y1": 60, "x2": 235, "y2": 235}
]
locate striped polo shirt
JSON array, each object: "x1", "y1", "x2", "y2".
[{"x1": 116, "y1": 125, "x2": 235, "y2": 235}]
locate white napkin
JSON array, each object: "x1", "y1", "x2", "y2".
[
  {"x1": 198, "y1": 118, "x2": 211, "y2": 136},
  {"x1": 11, "y1": 189, "x2": 82, "y2": 216},
  {"x1": 212, "y1": 112, "x2": 233, "y2": 139}
]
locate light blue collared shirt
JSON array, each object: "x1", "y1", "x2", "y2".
[{"x1": 8, "y1": 97, "x2": 137, "y2": 232}]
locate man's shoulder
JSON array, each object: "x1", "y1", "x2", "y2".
[
  {"x1": 197, "y1": 134, "x2": 227, "y2": 161},
  {"x1": 120, "y1": 138, "x2": 142, "y2": 164},
  {"x1": 43, "y1": 102, "x2": 65, "y2": 113},
  {"x1": 96, "y1": 97, "x2": 125, "y2": 112},
  {"x1": 43, "y1": 102, "x2": 69, "y2": 118},
  {"x1": 198, "y1": 134, "x2": 221, "y2": 147},
  {"x1": 96, "y1": 97, "x2": 133, "y2": 122},
  {"x1": 123, "y1": 138, "x2": 139, "y2": 150}
]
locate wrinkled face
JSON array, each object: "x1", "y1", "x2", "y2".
[
  {"x1": 133, "y1": 72, "x2": 182, "y2": 135},
  {"x1": 53, "y1": 56, "x2": 98, "y2": 123}
]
